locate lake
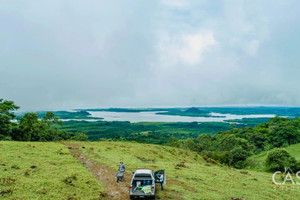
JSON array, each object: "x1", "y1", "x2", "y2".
[{"x1": 87, "y1": 111, "x2": 276, "y2": 123}]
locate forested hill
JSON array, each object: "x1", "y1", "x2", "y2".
[{"x1": 168, "y1": 117, "x2": 300, "y2": 170}]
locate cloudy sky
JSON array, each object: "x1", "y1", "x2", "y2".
[{"x1": 1, "y1": 0, "x2": 299, "y2": 111}]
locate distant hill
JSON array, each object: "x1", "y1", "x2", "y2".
[
  {"x1": 156, "y1": 107, "x2": 217, "y2": 117},
  {"x1": 185, "y1": 107, "x2": 208, "y2": 114}
]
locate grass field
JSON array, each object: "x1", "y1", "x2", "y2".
[
  {"x1": 76, "y1": 141, "x2": 300, "y2": 200},
  {"x1": 1, "y1": 141, "x2": 300, "y2": 200},
  {"x1": 0, "y1": 142, "x2": 105, "y2": 200}
]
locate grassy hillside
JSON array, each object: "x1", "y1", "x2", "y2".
[
  {"x1": 73, "y1": 141, "x2": 300, "y2": 200},
  {"x1": 1, "y1": 141, "x2": 300, "y2": 200},
  {"x1": 0, "y1": 142, "x2": 105, "y2": 199},
  {"x1": 247, "y1": 143, "x2": 300, "y2": 171}
]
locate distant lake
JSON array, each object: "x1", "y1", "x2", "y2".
[{"x1": 87, "y1": 111, "x2": 276, "y2": 123}]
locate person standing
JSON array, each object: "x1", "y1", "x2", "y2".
[
  {"x1": 119, "y1": 161, "x2": 126, "y2": 172},
  {"x1": 158, "y1": 174, "x2": 164, "y2": 190},
  {"x1": 116, "y1": 161, "x2": 126, "y2": 183}
]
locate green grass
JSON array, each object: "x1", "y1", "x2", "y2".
[
  {"x1": 0, "y1": 141, "x2": 105, "y2": 200},
  {"x1": 75, "y1": 141, "x2": 300, "y2": 200},
  {"x1": 247, "y1": 143, "x2": 300, "y2": 171},
  {"x1": 2, "y1": 141, "x2": 299, "y2": 199}
]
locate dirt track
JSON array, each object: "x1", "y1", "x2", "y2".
[{"x1": 65, "y1": 143, "x2": 130, "y2": 200}]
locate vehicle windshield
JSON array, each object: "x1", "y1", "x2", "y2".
[{"x1": 134, "y1": 174, "x2": 152, "y2": 178}]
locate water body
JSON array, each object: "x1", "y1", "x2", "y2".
[{"x1": 87, "y1": 111, "x2": 276, "y2": 123}]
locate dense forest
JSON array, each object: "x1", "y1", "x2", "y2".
[{"x1": 61, "y1": 121, "x2": 234, "y2": 143}]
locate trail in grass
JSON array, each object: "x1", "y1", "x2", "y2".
[{"x1": 65, "y1": 143, "x2": 130, "y2": 200}]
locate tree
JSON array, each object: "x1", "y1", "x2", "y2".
[
  {"x1": 265, "y1": 148, "x2": 296, "y2": 171},
  {"x1": 167, "y1": 137, "x2": 181, "y2": 148},
  {"x1": 229, "y1": 147, "x2": 251, "y2": 168},
  {"x1": 71, "y1": 133, "x2": 89, "y2": 141},
  {"x1": 0, "y1": 99, "x2": 19, "y2": 140},
  {"x1": 195, "y1": 134, "x2": 212, "y2": 151},
  {"x1": 182, "y1": 138, "x2": 197, "y2": 151},
  {"x1": 267, "y1": 118, "x2": 299, "y2": 147},
  {"x1": 13, "y1": 112, "x2": 39, "y2": 141},
  {"x1": 12, "y1": 112, "x2": 69, "y2": 141}
]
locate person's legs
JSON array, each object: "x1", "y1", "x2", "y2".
[{"x1": 161, "y1": 182, "x2": 163, "y2": 190}]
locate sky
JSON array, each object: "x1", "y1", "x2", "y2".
[{"x1": 0, "y1": 0, "x2": 299, "y2": 111}]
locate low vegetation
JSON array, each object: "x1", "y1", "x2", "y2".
[{"x1": 0, "y1": 141, "x2": 106, "y2": 199}]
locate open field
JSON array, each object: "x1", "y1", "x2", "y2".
[
  {"x1": 1, "y1": 141, "x2": 300, "y2": 200},
  {"x1": 0, "y1": 142, "x2": 105, "y2": 200},
  {"x1": 70, "y1": 141, "x2": 300, "y2": 200}
]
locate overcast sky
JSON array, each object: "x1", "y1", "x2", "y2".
[{"x1": 1, "y1": 0, "x2": 299, "y2": 111}]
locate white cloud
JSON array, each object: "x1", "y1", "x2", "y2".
[
  {"x1": 245, "y1": 39, "x2": 260, "y2": 56},
  {"x1": 158, "y1": 32, "x2": 217, "y2": 67},
  {"x1": 160, "y1": 0, "x2": 188, "y2": 8},
  {"x1": 1, "y1": 0, "x2": 300, "y2": 110}
]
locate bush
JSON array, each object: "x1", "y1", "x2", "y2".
[
  {"x1": 230, "y1": 147, "x2": 251, "y2": 168},
  {"x1": 211, "y1": 151, "x2": 230, "y2": 164},
  {"x1": 265, "y1": 148, "x2": 296, "y2": 171},
  {"x1": 295, "y1": 161, "x2": 300, "y2": 171},
  {"x1": 71, "y1": 133, "x2": 89, "y2": 141}
]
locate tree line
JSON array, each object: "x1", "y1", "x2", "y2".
[{"x1": 0, "y1": 99, "x2": 88, "y2": 141}]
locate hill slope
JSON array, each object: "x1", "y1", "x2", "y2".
[
  {"x1": 70, "y1": 141, "x2": 300, "y2": 200},
  {"x1": 247, "y1": 143, "x2": 300, "y2": 170},
  {"x1": 1, "y1": 141, "x2": 300, "y2": 200},
  {"x1": 0, "y1": 141, "x2": 105, "y2": 199}
]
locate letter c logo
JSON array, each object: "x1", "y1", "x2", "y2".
[{"x1": 272, "y1": 171, "x2": 281, "y2": 185}]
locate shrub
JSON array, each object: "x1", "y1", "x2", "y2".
[
  {"x1": 71, "y1": 132, "x2": 89, "y2": 141},
  {"x1": 265, "y1": 148, "x2": 296, "y2": 171},
  {"x1": 295, "y1": 161, "x2": 300, "y2": 171},
  {"x1": 230, "y1": 147, "x2": 251, "y2": 168}
]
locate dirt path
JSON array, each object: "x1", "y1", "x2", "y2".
[{"x1": 65, "y1": 143, "x2": 130, "y2": 200}]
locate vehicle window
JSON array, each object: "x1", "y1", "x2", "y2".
[{"x1": 135, "y1": 174, "x2": 152, "y2": 178}]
